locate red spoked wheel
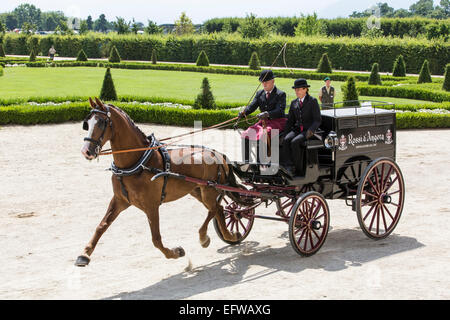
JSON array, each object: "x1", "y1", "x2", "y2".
[
  {"x1": 213, "y1": 194, "x2": 255, "y2": 245},
  {"x1": 288, "y1": 192, "x2": 330, "y2": 257},
  {"x1": 356, "y1": 157, "x2": 405, "y2": 240}
]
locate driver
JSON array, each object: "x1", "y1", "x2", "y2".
[{"x1": 238, "y1": 69, "x2": 287, "y2": 162}]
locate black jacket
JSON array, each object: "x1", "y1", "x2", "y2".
[
  {"x1": 285, "y1": 94, "x2": 322, "y2": 134},
  {"x1": 243, "y1": 86, "x2": 286, "y2": 119}
]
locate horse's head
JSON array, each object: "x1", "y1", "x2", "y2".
[{"x1": 81, "y1": 97, "x2": 113, "y2": 160}]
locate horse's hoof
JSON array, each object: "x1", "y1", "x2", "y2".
[
  {"x1": 200, "y1": 236, "x2": 211, "y2": 248},
  {"x1": 75, "y1": 255, "x2": 90, "y2": 267},
  {"x1": 175, "y1": 247, "x2": 185, "y2": 258}
]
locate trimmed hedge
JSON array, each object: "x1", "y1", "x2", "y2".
[
  {"x1": 356, "y1": 84, "x2": 450, "y2": 103},
  {"x1": 3, "y1": 33, "x2": 448, "y2": 74},
  {"x1": 1, "y1": 101, "x2": 448, "y2": 129},
  {"x1": 24, "y1": 59, "x2": 415, "y2": 82}
]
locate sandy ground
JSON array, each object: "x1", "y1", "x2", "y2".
[{"x1": 0, "y1": 122, "x2": 449, "y2": 300}]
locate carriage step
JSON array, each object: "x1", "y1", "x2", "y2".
[{"x1": 345, "y1": 197, "x2": 356, "y2": 211}]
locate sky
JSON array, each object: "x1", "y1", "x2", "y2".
[{"x1": 2, "y1": 0, "x2": 443, "y2": 24}]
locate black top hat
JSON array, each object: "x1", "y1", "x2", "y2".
[
  {"x1": 259, "y1": 70, "x2": 275, "y2": 82},
  {"x1": 292, "y1": 78, "x2": 310, "y2": 88}
]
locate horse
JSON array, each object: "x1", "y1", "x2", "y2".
[{"x1": 75, "y1": 97, "x2": 240, "y2": 266}]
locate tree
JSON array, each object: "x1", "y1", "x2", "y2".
[
  {"x1": 409, "y1": 0, "x2": 435, "y2": 17},
  {"x1": 76, "y1": 49, "x2": 88, "y2": 62},
  {"x1": 13, "y1": 3, "x2": 41, "y2": 28},
  {"x1": 151, "y1": 49, "x2": 157, "y2": 64},
  {"x1": 417, "y1": 60, "x2": 432, "y2": 83},
  {"x1": 248, "y1": 51, "x2": 261, "y2": 70},
  {"x1": 131, "y1": 19, "x2": 140, "y2": 34},
  {"x1": 238, "y1": 13, "x2": 267, "y2": 39},
  {"x1": 0, "y1": 43, "x2": 6, "y2": 57},
  {"x1": 342, "y1": 76, "x2": 359, "y2": 106},
  {"x1": 5, "y1": 14, "x2": 18, "y2": 30},
  {"x1": 0, "y1": 21, "x2": 5, "y2": 34},
  {"x1": 317, "y1": 53, "x2": 333, "y2": 74},
  {"x1": 295, "y1": 13, "x2": 326, "y2": 36},
  {"x1": 86, "y1": 15, "x2": 93, "y2": 30},
  {"x1": 109, "y1": 45, "x2": 121, "y2": 63},
  {"x1": 145, "y1": 20, "x2": 162, "y2": 34},
  {"x1": 79, "y1": 20, "x2": 89, "y2": 35},
  {"x1": 442, "y1": 64, "x2": 450, "y2": 91},
  {"x1": 174, "y1": 12, "x2": 194, "y2": 35},
  {"x1": 368, "y1": 63, "x2": 382, "y2": 85},
  {"x1": 29, "y1": 48, "x2": 36, "y2": 62},
  {"x1": 194, "y1": 77, "x2": 216, "y2": 109},
  {"x1": 100, "y1": 68, "x2": 118, "y2": 101},
  {"x1": 196, "y1": 50, "x2": 209, "y2": 66},
  {"x1": 113, "y1": 17, "x2": 130, "y2": 34},
  {"x1": 392, "y1": 55, "x2": 406, "y2": 77},
  {"x1": 95, "y1": 14, "x2": 109, "y2": 33}
]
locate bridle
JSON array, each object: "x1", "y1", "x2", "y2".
[{"x1": 82, "y1": 106, "x2": 113, "y2": 156}]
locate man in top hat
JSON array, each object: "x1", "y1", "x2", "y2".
[
  {"x1": 238, "y1": 69, "x2": 287, "y2": 162},
  {"x1": 318, "y1": 76, "x2": 335, "y2": 108},
  {"x1": 282, "y1": 78, "x2": 322, "y2": 176}
]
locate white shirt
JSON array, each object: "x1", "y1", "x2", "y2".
[{"x1": 299, "y1": 96, "x2": 306, "y2": 105}]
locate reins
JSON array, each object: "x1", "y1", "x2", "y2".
[{"x1": 96, "y1": 43, "x2": 289, "y2": 157}]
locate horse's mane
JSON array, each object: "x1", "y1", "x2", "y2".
[{"x1": 108, "y1": 104, "x2": 149, "y2": 143}]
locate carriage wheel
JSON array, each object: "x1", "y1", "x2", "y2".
[
  {"x1": 288, "y1": 191, "x2": 330, "y2": 257},
  {"x1": 356, "y1": 157, "x2": 405, "y2": 240},
  {"x1": 213, "y1": 194, "x2": 255, "y2": 245}
]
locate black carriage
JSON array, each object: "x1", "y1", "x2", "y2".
[{"x1": 214, "y1": 101, "x2": 405, "y2": 256}]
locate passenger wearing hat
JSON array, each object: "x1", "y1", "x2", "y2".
[
  {"x1": 318, "y1": 76, "x2": 335, "y2": 108},
  {"x1": 282, "y1": 78, "x2": 322, "y2": 176},
  {"x1": 238, "y1": 69, "x2": 287, "y2": 162}
]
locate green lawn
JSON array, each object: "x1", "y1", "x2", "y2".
[{"x1": 0, "y1": 67, "x2": 435, "y2": 105}]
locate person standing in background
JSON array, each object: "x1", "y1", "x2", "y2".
[{"x1": 318, "y1": 76, "x2": 335, "y2": 108}]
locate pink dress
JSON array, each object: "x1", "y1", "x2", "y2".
[{"x1": 241, "y1": 117, "x2": 287, "y2": 141}]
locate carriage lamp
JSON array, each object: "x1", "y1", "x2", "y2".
[{"x1": 324, "y1": 131, "x2": 338, "y2": 149}]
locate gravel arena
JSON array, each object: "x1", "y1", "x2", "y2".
[{"x1": 0, "y1": 122, "x2": 449, "y2": 300}]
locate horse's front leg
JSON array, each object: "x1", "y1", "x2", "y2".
[
  {"x1": 146, "y1": 206, "x2": 185, "y2": 259},
  {"x1": 75, "y1": 196, "x2": 130, "y2": 266}
]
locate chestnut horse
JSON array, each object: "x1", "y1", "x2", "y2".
[{"x1": 75, "y1": 98, "x2": 239, "y2": 266}]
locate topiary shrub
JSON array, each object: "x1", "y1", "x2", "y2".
[
  {"x1": 100, "y1": 67, "x2": 118, "y2": 101},
  {"x1": 248, "y1": 51, "x2": 261, "y2": 70},
  {"x1": 417, "y1": 59, "x2": 432, "y2": 84},
  {"x1": 196, "y1": 50, "x2": 209, "y2": 67},
  {"x1": 29, "y1": 49, "x2": 36, "y2": 62},
  {"x1": 194, "y1": 77, "x2": 216, "y2": 109},
  {"x1": 317, "y1": 53, "x2": 332, "y2": 74},
  {"x1": 76, "y1": 49, "x2": 88, "y2": 62},
  {"x1": 109, "y1": 45, "x2": 121, "y2": 63},
  {"x1": 443, "y1": 64, "x2": 450, "y2": 92},
  {"x1": 392, "y1": 54, "x2": 406, "y2": 77},
  {"x1": 151, "y1": 49, "x2": 157, "y2": 64},
  {"x1": 368, "y1": 62, "x2": 382, "y2": 85},
  {"x1": 0, "y1": 44, "x2": 5, "y2": 58},
  {"x1": 342, "y1": 76, "x2": 359, "y2": 106}
]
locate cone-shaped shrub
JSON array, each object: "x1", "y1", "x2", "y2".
[
  {"x1": 196, "y1": 50, "x2": 209, "y2": 67},
  {"x1": 109, "y1": 46, "x2": 121, "y2": 63},
  {"x1": 29, "y1": 49, "x2": 36, "y2": 62},
  {"x1": 151, "y1": 49, "x2": 157, "y2": 64},
  {"x1": 248, "y1": 51, "x2": 261, "y2": 70},
  {"x1": 0, "y1": 44, "x2": 5, "y2": 57},
  {"x1": 417, "y1": 59, "x2": 432, "y2": 84},
  {"x1": 368, "y1": 63, "x2": 382, "y2": 85},
  {"x1": 100, "y1": 68, "x2": 118, "y2": 101},
  {"x1": 392, "y1": 54, "x2": 406, "y2": 77},
  {"x1": 443, "y1": 64, "x2": 450, "y2": 92},
  {"x1": 317, "y1": 53, "x2": 332, "y2": 74},
  {"x1": 76, "y1": 49, "x2": 88, "y2": 62},
  {"x1": 342, "y1": 76, "x2": 359, "y2": 107},
  {"x1": 194, "y1": 77, "x2": 216, "y2": 109}
]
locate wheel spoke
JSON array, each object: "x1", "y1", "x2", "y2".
[
  {"x1": 384, "y1": 175, "x2": 399, "y2": 193},
  {"x1": 367, "y1": 175, "x2": 378, "y2": 195},
  {"x1": 362, "y1": 198, "x2": 378, "y2": 207},
  {"x1": 386, "y1": 189, "x2": 400, "y2": 197},
  {"x1": 374, "y1": 166, "x2": 381, "y2": 193},
  {"x1": 363, "y1": 201, "x2": 377, "y2": 221},
  {"x1": 382, "y1": 203, "x2": 395, "y2": 221},
  {"x1": 380, "y1": 204, "x2": 388, "y2": 233},
  {"x1": 368, "y1": 205, "x2": 378, "y2": 232},
  {"x1": 239, "y1": 219, "x2": 247, "y2": 233},
  {"x1": 309, "y1": 231, "x2": 315, "y2": 249},
  {"x1": 382, "y1": 165, "x2": 393, "y2": 190}
]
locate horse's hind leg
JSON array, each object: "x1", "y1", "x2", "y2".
[
  {"x1": 189, "y1": 187, "x2": 214, "y2": 248},
  {"x1": 75, "y1": 196, "x2": 130, "y2": 267},
  {"x1": 199, "y1": 187, "x2": 240, "y2": 243},
  {"x1": 145, "y1": 205, "x2": 185, "y2": 259}
]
